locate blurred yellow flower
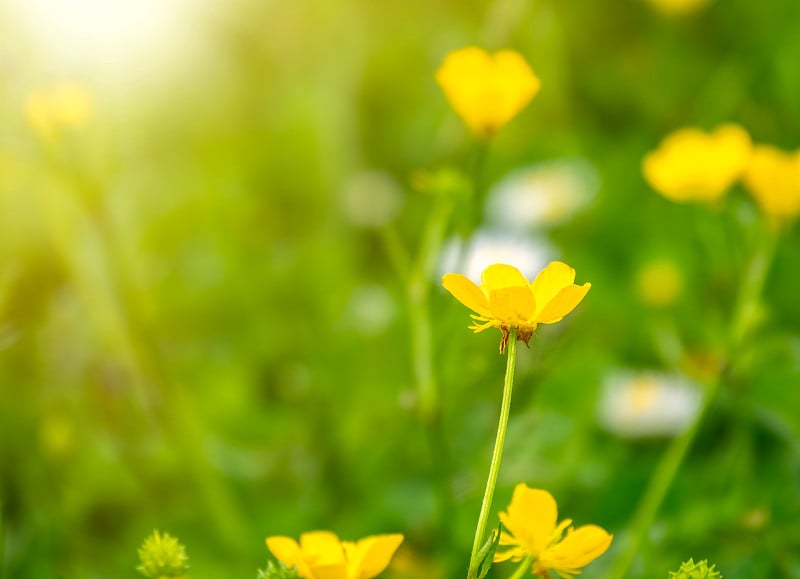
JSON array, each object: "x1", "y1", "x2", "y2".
[
  {"x1": 643, "y1": 0, "x2": 713, "y2": 16},
  {"x1": 494, "y1": 484, "x2": 612, "y2": 579},
  {"x1": 643, "y1": 124, "x2": 751, "y2": 203},
  {"x1": 742, "y1": 144, "x2": 800, "y2": 224},
  {"x1": 24, "y1": 82, "x2": 92, "y2": 142},
  {"x1": 635, "y1": 258, "x2": 684, "y2": 307},
  {"x1": 442, "y1": 262, "x2": 590, "y2": 352},
  {"x1": 266, "y1": 531, "x2": 403, "y2": 579},
  {"x1": 436, "y1": 47, "x2": 541, "y2": 139}
]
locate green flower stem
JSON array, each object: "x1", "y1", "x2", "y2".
[
  {"x1": 380, "y1": 224, "x2": 411, "y2": 282},
  {"x1": 508, "y1": 556, "x2": 533, "y2": 579},
  {"x1": 0, "y1": 503, "x2": 5, "y2": 579},
  {"x1": 608, "y1": 228, "x2": 778, "y2": 579},
  {"x1": 465, "y1": 141, "x2": 490, "y2": 235},
  {"x1": 469, "y1": 329, "x2": 518, "y2": 578},
  {"x1": 408, "y1": 192, "x2": 455, "y2": 423}
]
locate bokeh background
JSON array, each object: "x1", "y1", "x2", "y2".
[{"x1": 1, "y1": 0, "x2": 799, "y2": 577}]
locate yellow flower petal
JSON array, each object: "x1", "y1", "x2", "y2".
[
  {"x1": 530, "y1": 261, "x2": 576, "y2": 310},
  {"x1": 499, "y1": 484, "x2": 557, "y2": 557},
  {"x1": 266, "y1": 536, "x2": 313, "y2": 578},
  {"x1": 488, "y1": 286, "x2": 537, "y2": 324},
  {"x1": 538, "y1": 525, "x2": 613, "y2": 575},
  {"x1": 347, "y1": 534, "x2": 404, "y2": 579},
  {"x1": 442, "y1": 273, "x2": 493, "y2": 317},
  {"x1": 481, "y1": 263, "x2": 529, "y2": 292},
  {"x1": 742, "y1": 145, "x2": 800, "y2": 223},
  {"x1": 307, "y1": 562, "x2": 349, "y2": 579},
  {"x1": 436, "y1": 47, "x2": 541, "y2": 139},
  {"x1": 536, "y1": 283, "x2": 591, "y2": 324},
  {"x1": 300, "y1": 531, "x2": 345, "y2": 563},
  {"x1": 492, "y1": 544, "x2": 527, "y2": 563}
]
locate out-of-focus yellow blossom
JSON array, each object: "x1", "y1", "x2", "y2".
[
  {"x1": 24, "y1": 83, "x2": 92, "y2": 142},
  {"x1": 442, "y1": 262, "x2": 590, "y2": 352},
  {"x1": 643, "y1": 0, "x2": 713, "y2": 16},
  {"x1": 635, "y1": 259, "x2": 684, "y2": 307},
  {"x1": 266, "y1": 531, "x2": 403, "y2": 579},
  {"x1": 494, "y1": 484, "x2": 612, "y2": 578},
  {"x1": 39, "y1": 414, "x2": 74, "y2": 456},
  {"x1": 742, "y1": 145, "x2": 800, "y2": 224},
  {"x1": 643, "y1": 124, "x2": 751, "y2": 203},
  {"x1": 436, "y1": 47, "x2": 540, "y2": 139}
]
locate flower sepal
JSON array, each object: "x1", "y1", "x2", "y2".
[
  {"x1": 258, "y1": 561, "x2": 301, "y2": 579},
  {"x1": 468, "y1": 526, "x2": 501, "y2": 579}
]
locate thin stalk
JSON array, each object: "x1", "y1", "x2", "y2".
[
  {"x1": 469, "y1": 329, "x2": 518, "y2": 577},
  {"x1": 408, "y1": 193, "x2": 455, "y2": 423},
  {"x1": 0, "y1": 504, "x2": 5, "y2": 579},
  {"x1": 508, "y1": 556, "x2": 533, "y2": 579},
  {"x1": 607, "y1": 228, "x2": 778, "y2": 579},
  {"x1": 465, "y1": 141, "x2": 490, "y2": 235}
]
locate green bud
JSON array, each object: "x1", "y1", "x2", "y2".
[
  {"x1": 258, "y1": 561, "x2": 301, "y2": 579},
  {"x1": 136, "y1": 530, "x2": 190, "y2": 578},
  {"x1": 669, "y1": 558, "x2": 722, "y2": 579}
]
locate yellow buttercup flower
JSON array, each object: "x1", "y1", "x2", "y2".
[
  {"x1": 436, "y1": 47, "x2": 541, "y2": 139},
  {"x1": 643, "y1": 124, "x2": 752, "y2": 203},
  {"x1": 266, "y1": 531, "x2": 403, "y2": 579},
  {"x1": 494, "y1": 484, "x2": 613, "y2": 579},
  {"x1": 442, "y1": 262, "x2": 590, "y2": 352},
  {"x1": 24, "y1": 82, "x2": 92, "y2": 143},
  {"x1": 742, "y1": 144, "x2": 800, "y2": 224}
]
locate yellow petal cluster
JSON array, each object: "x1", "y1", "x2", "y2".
[
  {"x1": 643, "y1": 124, "x2": 752, "y2": 203},
  {"x1": 442, "y1": 262, "x2": 590, "y2": 352},
  {"x1": 436, "y1": 47, "x2": 541, "y2": 140},
  {"x1": 494, "y1": 484, "x2": 612, "y2": 579},
  {"x1": 742, "y1": 145, "x2": 800, "y2": 224},
  {"x1": 24, "y1": 83, "x2": 93, "y2": 143},
  {"x1": 266, "y1": 531, "x2": 403, "y2": 579}
]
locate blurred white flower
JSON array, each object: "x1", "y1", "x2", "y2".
[
  {"x1": 346, "y1": 284, "x2": 397, "y2": 336},
  {"x1": 438, "y1": 229, "x2": 554, "y2": 283},
  {"x1": 597, "y1": 370, "x2": 702, "y2": 438},
  {"x1": 341, "y1": 170, "x2": 404, "y2": 227},
  {"x1": 486, "y1": 158, "x2": 598, "y2": 229}
]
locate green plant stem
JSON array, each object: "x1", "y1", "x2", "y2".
[
  {"x1": 0, "y1": 503, "x2": 5, "y2": 579},
  {"x1": 469, "y1": 329, "x2": 518, "y2": 578},
  {"x1": 408, "y1": 193, "x2": 455, "y2": 423},
  {"x1": 508, "y1": 556, "x2": 533, "y2": 579},
  {"x1": 464, "y1": 141, "x2": 490, "y2": 236},
  {"x1": 607, "y1": 228, "x2": 778, "y2": 579}
]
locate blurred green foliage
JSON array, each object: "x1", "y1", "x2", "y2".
[{"x1": 1, "y1": 0, "x2": 799, "y2": 578}]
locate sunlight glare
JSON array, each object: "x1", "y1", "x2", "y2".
[{"x1": 8, "y1": 0, "x2": 193, "y2": 76}]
